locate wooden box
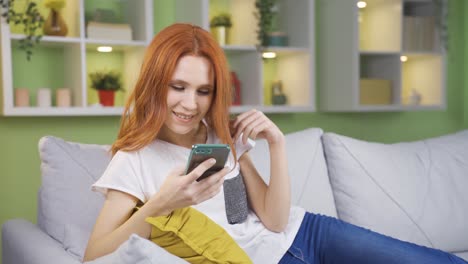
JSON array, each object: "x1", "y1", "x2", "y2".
[{"x1": 359, "y1": 79, "x2": 392, "y2": 105}]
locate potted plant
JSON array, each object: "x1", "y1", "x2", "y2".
[
  {"x1": 254, "y1": 0, "x2": 275, "y2": 48},
  {"x1": 210, "y1": 12, "x2": 232, "y2": 45},
  {"x1": 0, "y1": 0, "x2": 44, "y2": 60},
  {"x1": 89, "y1": 70, "x2": 123, "y2": 107},
  {"x1": 254, "y1": 0, "x2": 287, "y2": 49}
]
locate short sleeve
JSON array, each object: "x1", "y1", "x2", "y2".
[
  {"x1": 91, "y1": 150, "x2": 146, "y2": 202},
  {"x1": 234, "y1": 134, "x2": 256, "y2": 160}
]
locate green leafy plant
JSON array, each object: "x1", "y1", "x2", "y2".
[
  {"x1": 210, "y1": 13, "x2": 232, "y2": 28},
  {"x1": 89, "y1": 70, "x2": 123, "y2": 91},
  {"x1": 254, "y1": 0, "x2": 276, "y2": 48},
  {"x1": 0, "y1": 0, "x2": 44, "y2": 61}
]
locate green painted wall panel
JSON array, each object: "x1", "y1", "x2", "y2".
[{"x1": 0, "y1": 0, "x2": 466, "y2": 261}]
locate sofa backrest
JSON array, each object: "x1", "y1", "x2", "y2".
[
  {"x1": 322, "y1": 130, "x2": 468, "y2": 253},
  {"x1": 37, "y1": 128, "x2": 337, "y2": 260}
]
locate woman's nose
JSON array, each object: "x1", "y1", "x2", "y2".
[{"x1": 181, "y1": 91, "x2": 197, "y2": 110}]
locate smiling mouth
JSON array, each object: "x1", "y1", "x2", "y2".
[{"x1": 173, "y1": 112, "x2": 194, "y2": 120}]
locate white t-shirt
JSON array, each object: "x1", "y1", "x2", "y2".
[{"x1": 92, "y1": 127, "x2": 305, "y2": 263}]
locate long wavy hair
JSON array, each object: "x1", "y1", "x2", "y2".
[{"x1": 111, "y1": 23, "x2": 235, "y2": 159}]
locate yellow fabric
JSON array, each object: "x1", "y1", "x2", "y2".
[{"x1": 145, "y1": 207, "x2": 252, "y2": 264}]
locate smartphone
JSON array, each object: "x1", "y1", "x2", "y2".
[{"x1": 185, "y1": 144, "x2": 231, "y2": 181}]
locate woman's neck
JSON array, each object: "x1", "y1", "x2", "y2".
[{"x1": 158, "y1": 123, "x2": 207, "y2": 149}]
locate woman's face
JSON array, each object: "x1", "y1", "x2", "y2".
[{"x1": 164, "y1": 55, "x2": 215, "y2": 136}]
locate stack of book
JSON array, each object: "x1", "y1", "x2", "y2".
[{"x1": 86, "y1": 22, "x2": 133, "y2": 41}]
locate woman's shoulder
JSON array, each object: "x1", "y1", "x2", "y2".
[{"x1": 112, "y1": 140, "x2": 160, "y2": 160}]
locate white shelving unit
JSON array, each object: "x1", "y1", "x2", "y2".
[
  {"x1": 172, "y1": 0, "x2": 316, "y2": 113},
  {"x1": 318, "y1": 0, "x2": 446, "y2": 112},
  {"x1": 1, "y1": 0, "x2": 314, "y2": 116},
  {"x1": 0, "y1": 0, "x2": 153, "y2": 116}
]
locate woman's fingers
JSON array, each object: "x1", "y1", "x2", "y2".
[
  {"x1": 242, "y1": 117, "x2": 267, "y2": 144},
  {"x1": 184, "y1": 158, "x2": 216, "y2": 183},
  {"x1": 233, "y1": 109, "x2": 263, "y2": 141},
  {"x1": 195, "y1": 167, "x2": 228, "y2": 202}
]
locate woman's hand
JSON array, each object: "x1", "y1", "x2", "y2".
[
  {"x1": 147, "y1": 159, "x2": 229, "y2": 215},
  {"x1": 231, "y1": 109, "x2": 284, "y2": 145}
]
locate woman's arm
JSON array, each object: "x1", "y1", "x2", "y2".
[
  {"x1": 83, "y1": 189, "x2": 163, "y2": 261},
  {"x1": 232, "y1": 109, "x2": 290, "y2": 232},
  {"x1": 83, "y1": 159, "x2": 228, "y2": 261}
]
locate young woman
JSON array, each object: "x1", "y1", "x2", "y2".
[{"x1": 83, "y1": 23, "x2": 467, "y2": 264}]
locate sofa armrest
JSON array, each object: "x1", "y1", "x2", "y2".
[{"x1": 2, "y1": 219, "x2": 81, "y2": 264}]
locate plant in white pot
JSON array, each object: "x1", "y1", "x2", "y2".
[
  {"x1": 210, "y1": 12, "x2": 232, "y2": 46},
  {"x1": 89, "y1": 70, "x2": 123, "y2": 107}
]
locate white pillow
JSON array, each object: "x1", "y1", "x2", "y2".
[
  {"x1": 322, "y1": 130, "x2": 468, "y2": 253},
  {"x1": 85, "y1": 234, "x2": 188, "y2": 264}
]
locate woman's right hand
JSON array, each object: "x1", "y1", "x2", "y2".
[{"x1": 147, "y1": 158, "x2": 228, "y2": 215}]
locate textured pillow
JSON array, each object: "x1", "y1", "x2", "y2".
[
  {"x1": 322, "y1": 130, "x2": 468, "y2": 252},
  {"x1": 85, "y1": 234, "x2": 188, "y2": 264},
  {"x1": 38, "y1": 136, "x2": 111, "y2": 260},
  {"x1": 146, "y1": 207, "x2": 252, "y2": 263},
  {"x1": 249, "y1": 128, "x2": 337, "y2": 217}
]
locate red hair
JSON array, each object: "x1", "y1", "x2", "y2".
[{"x1": 112, "y1": 23, "x2": 234, "y2": 158}]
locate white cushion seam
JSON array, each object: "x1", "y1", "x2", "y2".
[{"x1": 335, "y1": 137, "x2": 435, "y2": 247}]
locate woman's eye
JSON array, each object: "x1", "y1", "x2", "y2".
[
  {"x1": 197, "y1": 89, "x2": 211, "y2": 95},
  {"x1": 170, "y1": 85, "x2": 184, "y2": 91}
]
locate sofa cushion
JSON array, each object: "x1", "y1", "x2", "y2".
[
  {"x1": 249, "y1": 128, "x2": 337, "y2": 217},
  {"x1": 322, "y1": 130, "x2": 468, "y2": 253},
  {"x1": 146, "y1": 207, "x2": 252, "y2": 263},
  {"x1": 38, "y1": 136, "x2": 111, "y2": 260}
]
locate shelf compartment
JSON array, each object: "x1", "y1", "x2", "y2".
[
  {"x1": 8, "y1": 0, "x2": 81, "y2": 38},
  {"x1": 359, "y1": 54, "x2": 402, "y2": 106},
  {"x1": 85, "y1": 44, "x2": 145, "y2": 107},
  {"x1": 225, "y1": 50, "x2": 262, "y2": 107},
  {"x1": 402, "y1": 0, "x2": 442, "y2": 53},
  {"x1": 84, "y1": 0, "x2": 151, "y2": 42},
  {"x1": 401, "y1": 54, "x2": 443, "y2": 106},
  {"x1": 359, "y1": 0, "x2": 402, "y2": 52},
  {"x1": 208, "y1": 0, "x2": 257, "y2": 46},
  {"x1": 263, "y1": 51, "x2": 312, "y2": 108},
  {"x1": 11, "y1": 40, "x2": 83, "y2": 108}
]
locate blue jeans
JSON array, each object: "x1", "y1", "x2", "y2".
[{"x1": 279, "y1": 212, "x2": 467, "y2": 264}]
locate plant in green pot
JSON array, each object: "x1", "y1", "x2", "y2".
[
  {"x1": 210, "y1": 12, "x2": 232, "y2": 46},
  {"x1": 89, "y1": 70, "x2": 123, "y2": 107}
]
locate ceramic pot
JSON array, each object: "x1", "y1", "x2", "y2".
[
  {"x1": 98, "y1": 90, "x2": 115, "y2": 106},
  {"x1": 43, "y1": 9, "x2": 68, "y2": 36},
  {"x1": 210, "y1": 26, "x2": 230, "y2": 46}
]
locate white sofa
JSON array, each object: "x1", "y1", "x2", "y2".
[{"x1": 3, "y1": 128, "x2": 468, "y2": 263}]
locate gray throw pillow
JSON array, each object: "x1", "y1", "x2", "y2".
[{"x1": 38, "y1": 136, "x2": 111, "y2": 260}]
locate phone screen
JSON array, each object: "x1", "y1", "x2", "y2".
[{"x1": 185, "y1": 144, "x2": 230, "y2": 181}]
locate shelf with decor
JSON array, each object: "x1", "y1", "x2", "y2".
[
  {"x1": 318, "y1": 0, "x2": 446, "y2": 112},
  {"x1": 0, "y1": 0, "x2": 153, "y2": 116},
  {"x1": 171, "y1": 0, "x2": 315, "y2": 113}
]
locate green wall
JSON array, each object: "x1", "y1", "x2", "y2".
[{"x1": 0, "y1": 0, "x2": 466, "y2": 261}]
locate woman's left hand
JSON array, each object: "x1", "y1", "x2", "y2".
[{"x1": 231, "y1": 109, "x2": 284, "y2": 145}]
